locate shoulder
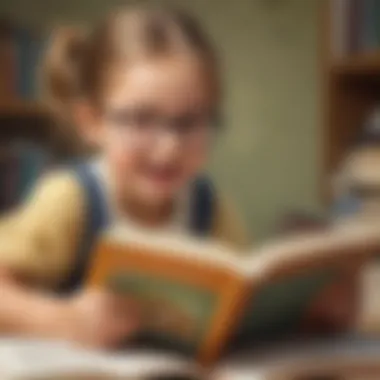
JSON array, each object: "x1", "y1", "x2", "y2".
[
  {"x1": 25, "y1": 169, "x2": 85, "y2": 212},
  {"x1": 16, "y1": 169, "x2": 87, "y2": 242},
  {"x1": 0, "y1": 169, "x2": 87, "y2": 285}
]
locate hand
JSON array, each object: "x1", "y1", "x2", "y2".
[
  {"x1": 59, "y1": 289, "x2": 140, "y2": 349},
  {"x1": 302, "y1": 267, "x2": 359, "y2": 335}
]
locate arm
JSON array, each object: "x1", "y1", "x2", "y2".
[
  {"x1": 0, "y1": 173, "x2": 139, "y2": 346},
  {"x1": 0, "y1": 271, "x2": 138, "y2": 346},
  {"x1": 0, "y1": 172, "x2": 84, "y2": 334},
  {"x1": 301, "y1": 263, "x2": 360, "y2": 335},
  {"x1": 0, "y1": 269, "x2": 68, "y2": 337}
]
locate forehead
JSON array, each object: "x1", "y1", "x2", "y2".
[{"x1": 105, "y1": 56, "x2": 216, "y2": 112}]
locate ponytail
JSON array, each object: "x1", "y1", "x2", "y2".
[{"x1": 41, "y1": 27, "x2": 87, "y2": 119}]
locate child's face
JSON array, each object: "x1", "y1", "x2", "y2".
[{"x1": 91, "y1": 57, "x2": 217, "y2": 203}]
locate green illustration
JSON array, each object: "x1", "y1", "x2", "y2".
[{"x1": 108, "y1": 271, "x2": 218, "y2": 354}]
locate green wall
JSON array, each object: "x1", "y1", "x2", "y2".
[{"x1": 1, "y1": 0, "x2": 321, "y2": 241}]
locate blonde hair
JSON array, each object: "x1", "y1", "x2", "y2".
[{"x1": 42, "y1": 6, "x2": 220, "y2": 120}]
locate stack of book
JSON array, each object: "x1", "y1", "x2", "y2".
[
  {"x1": 0, "y1": 142, "x2": 50, "y2": 212},
  {"x1": 331, "y1": 0, "x2": 380, "y2": 58},
  {"x1": 0, "y1": 18, "x2": 46, "y2": 102}
]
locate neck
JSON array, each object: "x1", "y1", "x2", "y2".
[
  {"x1": 118, "y1": 190, "x2": 174, "y2": 227},
  {"x1": 101, "y1": 159, "x2": 175, "y2": 227}
]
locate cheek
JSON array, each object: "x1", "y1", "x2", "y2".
[
  {"x1": 103, "y1": 130, "x2": 139, "y2": 175},
  {"x1": 182, "y1": 148, "x2": 208, "y2": 177}
]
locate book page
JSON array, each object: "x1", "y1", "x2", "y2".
[
  {"x1": 105, "y1": 224, "x2": 243, "y2": 273},
  {"x1": 243, "y1": 221, "x2": 380, "y2": 280}
]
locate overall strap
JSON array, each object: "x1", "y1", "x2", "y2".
[
  {"x1": 332, "y1": 193, "x2": 362, "y2": 220},
  {"x1": 58, "y1": 163, "x2": 110, "y2": 293},
  {"x1": 190, "y1": 176, "x2": 215, "y2": 237}
]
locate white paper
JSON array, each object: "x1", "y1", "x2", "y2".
[{"x1": 0, "y1": 338, "x2": 196, "y2": 380}]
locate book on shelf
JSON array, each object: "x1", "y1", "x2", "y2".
[
  {"x1": 331, "y1": 106, "x2": 380, "y2": 223},
  {"x1": 0, "y1": 142, "x2": 50, "y2": 213},
  {"x1": 84, "y1": 220, "x2": 380, "y2": 366},
  {"x1": 0, "y1": 18, "x2": 46, "y2": 102},
  {"x1": 330, "y1": 0, "x2": 380, "y2": 58}
]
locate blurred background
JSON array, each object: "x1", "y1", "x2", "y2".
[{"x1": 0, "y1": 0, "x2": 378, "y2": 242}]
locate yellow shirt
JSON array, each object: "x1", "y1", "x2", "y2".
[{"x1": 0, "y1": 171, "x2": 248, "y2": 287}]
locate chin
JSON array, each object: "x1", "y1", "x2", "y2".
[
  {"x1": 139, "y1": 179, "x2": 184, "y2": 203},
  {"x1": 139, "y1": 187, "x2": 176, "y2": 205}
]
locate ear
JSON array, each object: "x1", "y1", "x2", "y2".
[{"x1": 72, "y1": 100, "x2": 103, "y2": 148}]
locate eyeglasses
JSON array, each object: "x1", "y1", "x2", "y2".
[
  {"x1": 104, "y1": 107, "x2": 221, "y2": 148},
  {"x1": 349, "y1": 184, "x2": 380, "y2": 199}
]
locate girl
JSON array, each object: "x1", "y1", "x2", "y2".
[
  {"x1": 0, "y1": 5, "x2": 356, "y2": 349},
  {"x1": 0, "y1": 6, "x2": 247, "y2": 348}
]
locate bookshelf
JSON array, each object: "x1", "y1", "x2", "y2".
[
  {"x1": 322, "y1": 0, "x2": 380, "y2": 200},
  {"x1": 332, "y1": 53, "x2": 380, "y2": 76},
  {"x1": 0, "y1": 17, "x2": 51, "y2": 140},
  {"x1": 0, "y1": 99, "x2": 48, "y2": 118}
]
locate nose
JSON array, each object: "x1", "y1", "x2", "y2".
[{"x1": 153, "y1": 129, "x2": 182, "y2": 162}]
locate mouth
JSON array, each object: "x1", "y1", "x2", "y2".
[{"x1": 142, "y1": 164, "x2": 181, "y2": 185}]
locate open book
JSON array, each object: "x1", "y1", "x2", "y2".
[{"x1": 86, "y1": 221, "x2": 380, "y2": 366}]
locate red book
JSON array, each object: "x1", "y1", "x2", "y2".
[{"x1": 0, "y1": 19, "x2": 16, "y2": 98}]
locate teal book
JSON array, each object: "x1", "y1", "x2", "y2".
[
  {"x1": 361, "y1": 0, "x2": 378, "y2": 51},
  {"x1": 15, "y1": 143, "x2": 49, "y2": 203},
  {"x1": 87, "y1": 223, "x2": 380, "y2": 365},
  {"x1": 14, "y1": 27, "x2": 31, "y2": 98},
  {"x1": 13, "y1": 27, "x2": 45, "y2": 99},
  {"x1": 374, "y1": 0, "x2": 380, "y2": 47}
]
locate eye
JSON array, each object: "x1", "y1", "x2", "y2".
[
  {"x1": 175, "y1": 114, "x2": 201, "y2": 131},
  {"x1": 131, "y1": 109, "x2": 158, "y2": 129},
  {"x1": 174, "y1": 112, "x2": 216, "y2": 133},
  {"x1": 107, "y1": 107, "x2": 158, "y2": 128}
]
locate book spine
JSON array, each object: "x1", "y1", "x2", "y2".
[
  {"x1": 360, "y1": 0, "x2": 377, "y2": 51},
  {"x1": 199, "y1": 278, "x2": 248, "y2": 366},
  {"x1": 331, "y1": 0, "x2": 350, "y2": 58},
  {"x1": 14, "y1": 28, "x2": 28, "y2": 99},
  {"x1": 29, "y1": 34, "x2": 45, "y2": 99},
  {"x1": 8, "y1": 32, "x2": 17, "y2": 98},
  {"x1": 0, "y1": 21, "x2": 15, "y2": 99},
  {"x1": 350, "y1": 0, "x2": 364, "y2": 54},
  {"x1": 374, "y1": 0, "x2": 380, "y2": 48}
]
